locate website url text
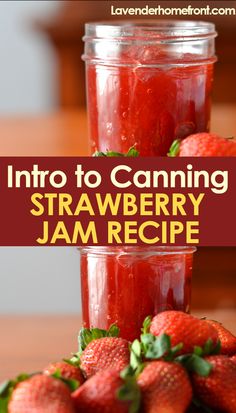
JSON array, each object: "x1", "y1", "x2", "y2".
[{"x1": 111, "y1": 5, "x2": 236, "y2": 16}]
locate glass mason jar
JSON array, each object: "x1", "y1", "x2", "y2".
[
  {"x1": 83, "y1": 21, "x2": 217, "y2": 156},
  {"x1": 80, "y1": 246, "x2": 196, "y2": 341}
]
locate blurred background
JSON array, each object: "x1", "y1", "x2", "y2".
[
  {"x1": 1, "y1": 0, "x2": 236, "y2": 115},
  {"x1": 0, "y1": 0, "x2": 235, "y2": 314},
  {"x1": 0, "y1": 1, "x2": 58, "y2": 115}
]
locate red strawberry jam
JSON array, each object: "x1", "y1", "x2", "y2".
[
  {"x1": 86, "y1": 63, "x2": 214, "y2": 156},
  {"x1": 83, "y1": 22, "x2": 217, "y2": 156},
  {"x1": 80, "y1": 247, "x2": 196, "y2": 341}
]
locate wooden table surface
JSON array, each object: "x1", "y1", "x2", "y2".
[
  {"x1": 0, "y1": 104, "x2": 235, "y2": 156},
  {"x1": 0, "y1": 310, "x2": 235, "y2": 382},
  {"x1": 0, "y1": 109, "x2": 89, "y2": 156}
]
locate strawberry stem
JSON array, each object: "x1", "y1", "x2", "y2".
[
  {"x1": 168, "y1": 139, "x2": 181, "y2": 157},
  {"x1": 141, "y1": 316, "x2": 152, "y2": 335}
]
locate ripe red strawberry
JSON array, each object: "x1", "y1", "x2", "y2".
[
  {"x1": 231, "y1": 354, "x2": 236, "y2": 364},
  {"x1": 43, "y1": 361, "x2": 84, "y2": 384},
  {"x1": 137, "y1": 361, "x2": 192, "y2": 413},
  {"x1": 80, "y1": 337, "x2": 130, "y2": 378},
  {"x1": 8, "y1": 374, "x2": 76, "y2": 413},
  {"x1": 169, "y1": 133, "x2": 236, "y2": 156},
  {"x1": 205, "y1": 320, "x2": 236, "y2": 355},
  {"x1": 192, "y1": 355, "x2": 236, "y2": 413},
  {"x1": 72, "y1": 369, "x2": 131, "y2": 413},
  {"x1": 150, "y1": 311, "x2": 218, "y2": 354}
]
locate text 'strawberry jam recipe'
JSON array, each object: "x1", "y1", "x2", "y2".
[
  {"x1": 80, "y1": 247, "x2": 196, "y2": 341},
  {"x1": 83, "y1": 21, "x2": 217, "y2": 156}
]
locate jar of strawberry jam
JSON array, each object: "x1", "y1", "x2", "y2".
[
  {"x1": 80, "y1": 246, "x2": 196, "y2": 341},
  {"x1": 83, "y1": 21, "x2": 217, "y2": 156}
]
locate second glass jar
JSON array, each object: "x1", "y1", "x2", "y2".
[{"x1": 80, "y1": 246, "x2": 196, "y2": 341}]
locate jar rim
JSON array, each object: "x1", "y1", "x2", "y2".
[
  {"x1": 84, "y1": 20, "x2": 217, "y2": 41},
  {"x1": 80, "y1": 246, "x2": 197, "y2": 256}
]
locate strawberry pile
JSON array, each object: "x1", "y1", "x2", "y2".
[{"x1": 1, "y1": 311, "x2": 236, "y2": 413}]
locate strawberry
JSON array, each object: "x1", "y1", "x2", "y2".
[
  {"x1": 8, "y1": 374, "x2": 76, "y2": 413},
  {"x1": 137, "y1": 361, "x2": 192, "y2": 413},
  {"x1": 169, "y1": 132, "x2": 236, "y2": 156},
  {"x1": 72, "y1": 369, "x2": 138, "y2": 413},
  {"x1": 80, "y1": 337, "x2": 130, "y2": 378},
  {"x1": 205, "y1": 320, "x2": 236, "y2": 355},
  {"x1": 43, "y1": 361, "x2": 84, "y2": 384},
  {"x1": 192, "y1": 355, "x2": 236, "y2": 413},
  {"x1": 231, "y1": 354, "x2": 236, "y2": 364},
  {"x1": 150, "y1": 311, "x2": 219, "y2": 354}
]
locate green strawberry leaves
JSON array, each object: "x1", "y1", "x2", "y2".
[
  {"x1": 130, "y1": 340, "x2": 143, "y2": 373},
  {"x1": 0, "y1": 396, "x2": 9, "y2": 413},
  {"x1": 141, "y1": 316, "x2": 152, "y2": 335},
  {"x1": 93, "y1": 150, "x2": 122, "y2": 157},
  {"x1": 142, "y1": 333, "x2": 183, "y2": 360},
  {"x1": 176, "y1": 353, "x2": 212, "y2": 377},
  {"x1": 192, "y1": 338, "x2": 221, "y2": 357},
  {"x1": 131, "y1": 333, "x2": 183, "y2": 369},
  {"x1": 126, "y1": 147, "x2": 139, "y2": 157},
  {"x1": 0, "y1": 379, "x2": 13, "y2": 413},
  {"x1": 0, "y1": 380, "x2": 12, "y2": 397},
  {"x1": 129, "y1": 333, "x2": 184, "y2": 376},
  {"x1": 130, "y1": 330, "x2": 217, "y2": 378},
  {"x1": 0, "y1": 373, "x2": 31, "y2": 413},
  {"x1": 78, "y1": 324, "x2": 120, "y2": 353},
  {"x1": 131, "y1": 318, "x2": 180, "y2": 372},
  {"x1": 145, "y1": 333, "x2": 170, "y2": 359},
  {"x1": 203, "y1": 338, "x2": 221, "y2": 356},
  {"x1": 93, "y1": 146, "x2": 139, "y2": 157},
  {"x1": 168, "y1": 139, "x2": 181, "y2": 157},
  {"x1": 175, "y1": 339, "x2": 220, "y2": 377},
  {"x1": 118, "y1": 367, "x2": 141, "y2": 413},
  {"x1": 140, "y1": 318, "x2": 184, "y2": 361},
  {"x1": 51, "y1": 369, "x2": 79, "y2": 392},
  {"x1": 63, "y1": 357, "x2": 81, "y2": 368}
]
